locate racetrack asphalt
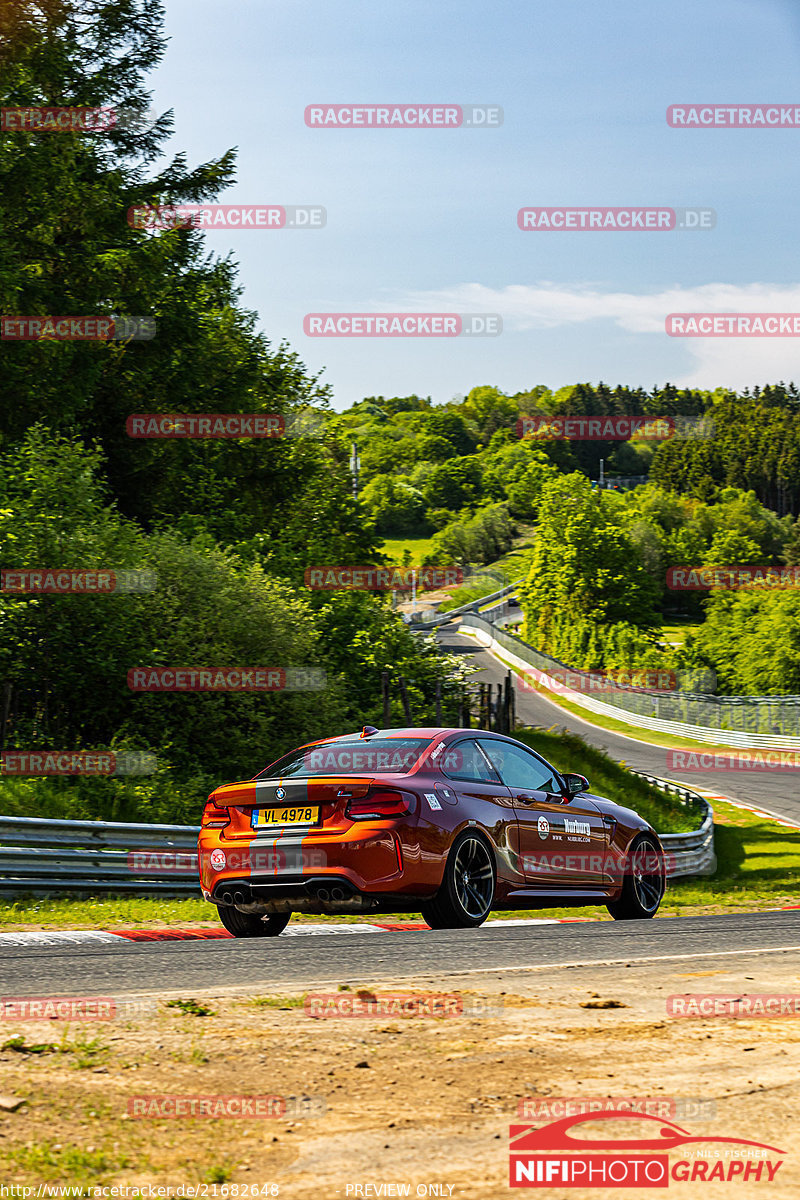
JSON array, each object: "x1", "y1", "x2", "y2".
[
  {"x1": 4, "y1": 910, "x2": 800, "y2": 996},
  {"x1": 436, "y1": 623, "x2": 800, "y2": 827}
]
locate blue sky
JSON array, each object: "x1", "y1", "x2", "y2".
[{"x1": 148, "y1": 0, "x2": 800, "y2": 407}]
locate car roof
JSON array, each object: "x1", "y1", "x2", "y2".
[
  {"x1": 297, "y1": 728, "x2": 529, "y2": 751},
  {"x1": 303, "y1": 727, "x2": 455, "y2": 747}
]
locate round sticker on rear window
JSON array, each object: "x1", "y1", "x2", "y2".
[{"x1": 210, "y1": 848, "x2": 227, "y2": 870}]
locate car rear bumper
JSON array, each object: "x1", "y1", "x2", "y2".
[
  {"x1": 208, "y1": 874, "x2": 434, "y2": 915},
  {"x1": 198, "y1": 824, "x2": 443, "y2": 912}
]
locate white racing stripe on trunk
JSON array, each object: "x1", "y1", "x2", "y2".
[{"x1": 0, "y1": 930, "x2": 126, "y2": 946}]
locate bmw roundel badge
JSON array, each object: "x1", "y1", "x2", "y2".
[{"x1": 275, "y1": 786, "x2": 286, "y2": 800}]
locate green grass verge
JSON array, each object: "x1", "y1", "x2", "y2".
[
  {"x1": 661, "y1": 620, "x2": 701, "y2": 647},
  {"x1": 664, "y1": 794, "x2": 800, "y2": 911},
  {"x1": 377, "y1": 535, "x2": 439, "y2": 562},
  {"x1": 0, "y1": 895, "x2": 214, "y2": 929},
  {"x1": 439, "y1": 577, "x2": 512, "y2": 612},
  {"x1": 439, "y1": 553, "x2": 533, "y2": 613}
]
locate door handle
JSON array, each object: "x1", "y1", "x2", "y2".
[{"x1": 516, "y1": 795, "x2": 536, "y2": 803}]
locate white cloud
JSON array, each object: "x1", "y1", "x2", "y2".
[{"x1": 398, "y1": 281, "x2": 800, "y2": 388}]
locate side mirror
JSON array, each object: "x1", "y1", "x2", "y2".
[{"x1": 562, "y1": 773, "x2": 589, "y2": 798}]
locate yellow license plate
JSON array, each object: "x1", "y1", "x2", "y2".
[{"x1": 252, "y1": 805, "x2": 319, "y2": 829}]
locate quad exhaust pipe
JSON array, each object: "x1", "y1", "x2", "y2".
[
  {"x1": 313, "y1": 883, "x2": 350, "y2": 902},
  {"x1": 221, "y1": 880, "x2": 354, "y2": 906}
]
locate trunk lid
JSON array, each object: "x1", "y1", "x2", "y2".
[{"x1": 211, "y1": 776, "x2": 375, "y2": 838}]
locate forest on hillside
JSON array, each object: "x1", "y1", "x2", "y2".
[{"x1": 3, "y1": 1, "x2": 799, "y2": 828}]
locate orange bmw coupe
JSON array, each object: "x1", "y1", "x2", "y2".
[{"x1": 197, "y1": 726, "x2": 666, "y2": 936}]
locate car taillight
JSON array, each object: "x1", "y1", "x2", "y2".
[
  {"x1": 346, "y1": 790, "x2": 411, "y2": 821},
  {"x1": 202, "y1": 800, "x2": 231, "y2": 829}
]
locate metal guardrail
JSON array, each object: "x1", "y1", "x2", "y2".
[
  {"x1": 593, "y1": 475, "x2": 650, "y2": 490},
  {"x1": 630, "y1": 773, "x2": 716, "y2": 878},
  {"x1": 410, "y1": 581, "x2": 522, "y2": 630},
  {"x1": 0, "y1": 815, "x2": 200, "y2": 896}
]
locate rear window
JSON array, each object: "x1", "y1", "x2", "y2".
[{"x1": 257, "y1": 738, "x2": 431, "y2": 778}]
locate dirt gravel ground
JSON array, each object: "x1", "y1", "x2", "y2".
[{"x1": 1, "y1": 950, "x2": 798, "y2": 1198}]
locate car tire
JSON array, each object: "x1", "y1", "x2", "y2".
[
  {"x1": 216, "y1": 906, "x2": 291, "y2": 938},
  {"x1": 606, "y1": 833, "x2": 665, "y2": 920},
  {"x1": 421, "y1": 831, "x2": 496, "y2": 929}
]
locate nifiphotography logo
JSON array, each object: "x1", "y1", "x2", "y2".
[{"x1": 509, "y1": 1111, "x2": 785, "y2": 1187}]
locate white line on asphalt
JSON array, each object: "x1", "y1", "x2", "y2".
[
  {"x1": 0, "y1": 919, "x2": 562, "y2": 946},
  {"x1": 223, "y1": 942, "x2": 800, "y2": 996},
  {"x1": 444, "y1": 943, "x2": 800, "y2": 976},
  {"x1": 0, "y1": 930, "x2": 125, "y2": 946},
  {"x1": 280, "y1": 924, "x2": 386, "y2": 935}
]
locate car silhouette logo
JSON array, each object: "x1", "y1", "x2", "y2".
[
  {"x1": 537, "y1": 816, "x2": 550, "y2": 839},
  {"x1": 510, "y1": 1112, "x2": 785, "y2": 1154},
  {"x1": 275, "y1": 786, "x2": 286, "y2": 800}
]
